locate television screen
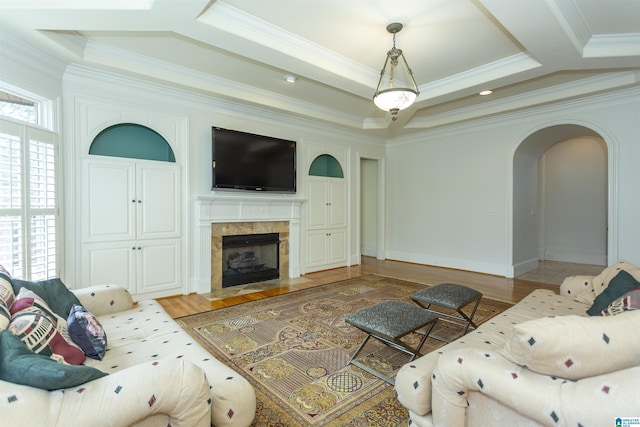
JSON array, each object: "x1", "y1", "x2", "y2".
[{"x1": 212, "y1": 127, "x2": 297, "y2": 193}]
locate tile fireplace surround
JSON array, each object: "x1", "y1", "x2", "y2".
[{"x1": 195, "y1": 195, "x2": 304, "y2": 293}]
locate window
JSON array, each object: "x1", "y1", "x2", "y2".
[
  {"x1": 0, "y1": 119, "x2": 58, "y2": 279},
  {"x1": 0, "y1": 90, "x2": 39, "y2": 125}
]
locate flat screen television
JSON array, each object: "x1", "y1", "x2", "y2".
[{"x1": 212, "y1": 127, "x2": 297, "y2": 193}]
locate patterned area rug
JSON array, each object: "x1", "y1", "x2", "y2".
[{"x1": 177, "y1": 275, "x2": 512, "y2": 426}]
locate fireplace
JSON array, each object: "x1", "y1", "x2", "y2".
[
  {"x1": 208, "y1": 220, "x2": 291, "y2": 290},
  {"x1": 222, "y1": 232, "x2": 280, "y2": 287}
]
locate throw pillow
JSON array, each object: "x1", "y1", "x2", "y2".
[
  {"x1": 12, "y1": 277, "x2": 81, "y2": 319},
  {"x1": 587, "y1": 270, "x2": 640, "y2": 315},
  {"x1": 0, "y1": 264, "x2": 15, "y2": 308},
  {"x1": 9, "y1": 288, "x2": 86, "y2": 365},
  {"x1": 500, "y1": 310, "x2": 640, "y2": 380},
  {"x1": 600, "y1": 286, "x2": 640, "y2": 316},
  {"x1": 0, "y1": 299, "x2": 9, "y2": 330},
  {"x1": 591, "y1": 260, "x2": 640, "y2": 297},
  {"x1": 67, "y1": 304, "x2": 107, "y2": 360},
  {"x1": 0, "y1": 331, "x2": 107, "y2": 391}
]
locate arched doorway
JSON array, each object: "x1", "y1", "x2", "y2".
[{"x1": 512, "y1": 124, "x2": 610, "y2": 276}]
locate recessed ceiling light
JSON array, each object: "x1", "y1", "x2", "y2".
[
  {"x1": 479, "y1": 90, "x2": 493, "y2": 96},
  {"x1": 285, "y1": 75, "x2": 297, "y2": 83}
]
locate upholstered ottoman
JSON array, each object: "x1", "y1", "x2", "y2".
[
  {"x1": 345, "y1": 300, "x2": 437, "y2": 384},
  {"x1": 411, "y1": 283, "x2": 482, "y2": 342}
]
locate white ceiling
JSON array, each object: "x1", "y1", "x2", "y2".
[{"x1": 1, "y1": 0, "x2": 639, "y2": 137}]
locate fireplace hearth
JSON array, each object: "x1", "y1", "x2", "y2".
[{"x1": 222, "y1": 232, "x2": 280, "y2": 287}]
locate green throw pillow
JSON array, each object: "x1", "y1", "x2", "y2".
[
  {"x1": 587, "y1": 270, "x2": 640, "y2": 316},
  {"x1": 12, "y1": 278, "x2": 81, "y2": 319},
  {"x1": 0, "y1": 331, "x2": 107, "y2": 391}
]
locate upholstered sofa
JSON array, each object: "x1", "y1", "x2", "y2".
[
  {"x1": 0, "y1": 265, "x2": 256, "y2": 427},
  {"x1": 395, "y1": 261, "x2": 640, "y2": 426}
]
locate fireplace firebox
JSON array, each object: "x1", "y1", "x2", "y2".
[{"x1": 221, "y1": 232, "x2": 280, "y2": 287}]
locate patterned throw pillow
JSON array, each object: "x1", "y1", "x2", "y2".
[
  {"x1": 591, "y1": 261, "x2": 640, "y2": 297},
  {"x1": 601, "y1": 287, "x2": 640, "y2": 316},
  {"x1": 11, "y1": 277, "x2": 81, "y2": 319},
  {"x1": 9, "y1": 288, "x2": 85, "y2": 365},
  {"x1": 67, "y1": 304, "x2": 107, "y2": 360},
  {"x1": 500, "y1": 310, "x2": 640, "y2": 380},
  {"x1": 0, "y1": 264, "x2": 15, "y2": 308},
  {"x1": 0, "y1": 331, "x2": 107, "y2": 391},
  {"x1": 0, "y1": 299, "x2": 10, "y2": 330},
  {"x1": 587, "y1": 270, "x2": 640, "y2": 315}
]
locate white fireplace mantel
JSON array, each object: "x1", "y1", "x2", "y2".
[{"x1": 193, "y1": 194, "x2": 306, "y2": 294}]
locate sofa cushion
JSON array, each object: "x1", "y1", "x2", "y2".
[
  {"x1": 600, "y1": 286, "x2": 640, "y2": 316},
  {"x1": 0, "y1": 330, "x2": 107, "y2": 390},
  {"x1": 501, "y1": 310, "x2": 640, "y2": 380},
  {"x1": 67, "y1": 304, "x2": 107, "y2": 360},
  {"x1": 12, "y1": 277, "x2": 81, "y2": 319},
  {"x1": 8, "y1": 288, "x2": 85, "y2": 365},
  {"x1": 587, "y1": 270, "x2": 640, "y2": 315}
]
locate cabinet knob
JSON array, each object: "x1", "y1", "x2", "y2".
[
  {"x1": 132, "y1": 247, "x2": 136, "y2": 250},
  {"x1": 138, "y1": 200, "x2": 142, "y2": 203},
  {"x1": 138, "y1": 247, "x2": 141, "y2": 250}
]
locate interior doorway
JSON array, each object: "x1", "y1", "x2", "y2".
[
  {"x1": 512, "y1": 124, "x2": 609, "y2": 277},
  {"x1": 360, "y1": 157, "x2": 385, "y2": 260}
]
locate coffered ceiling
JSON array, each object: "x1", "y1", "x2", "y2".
[{"x1": 1, "y1": 0, "x2": 639, "y2": 136}]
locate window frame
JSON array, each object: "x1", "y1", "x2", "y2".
[{"x1": 0, "y1": 118, "x2": 60, "y2": 279}]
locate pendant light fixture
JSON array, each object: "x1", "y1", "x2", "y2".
[{"x1": 373, "y1": 23, "x2": 420, "y2": 121}]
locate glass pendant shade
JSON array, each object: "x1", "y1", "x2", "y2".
[
  {"x1": 373, "y1": 23, "x2": 419, "y2": 121},
  {"x1": 373, "y1": 88, "x2": 418, "y2": 112}
]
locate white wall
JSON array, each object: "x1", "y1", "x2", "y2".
[
  {"x1": 541, "y1": 136, "x2": 607, "y2": 265},
  {"x1": 386, "y1": 88, "x2": 640, "y2": 276},
  {"x1": 3, "y1": 31, "x2": 638, "y2": 285},
  {"x1": 58, "y1": 66, "x2": 386, "y2": 291}
]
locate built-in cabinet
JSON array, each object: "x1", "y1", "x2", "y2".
[
  {"x1": 81, "y1": 158, "x2": 181, "y2": 296},
  {"x1": 71, "y1": 107, "x2": 186, "y2": 300},
  {"x1": 305, "y1": 148, "x2": 348, "y2": 273}
]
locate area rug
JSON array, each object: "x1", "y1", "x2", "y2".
[{"x1": 177, "y1": 275, "x2": 512, "y2": 426}]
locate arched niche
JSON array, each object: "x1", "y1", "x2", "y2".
[
  {"x1": 511, "y1": 123, "x2": 610, "y2": 275},
  {"x1": 309, "y1": 154, "x2": 343, "y2": 178},
  {"x1": 89, "y1": 123, "x2": 176, "y2": 162}
]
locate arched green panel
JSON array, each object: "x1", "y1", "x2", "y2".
[
  {"x1": 89, "y1": 123, "x2": 176, "y2": 162},
  {"x1": 309, "y1": 154, "x2": 343, "y2": 178}
]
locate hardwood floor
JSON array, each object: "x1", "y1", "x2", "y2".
[{"x1": 157, "y1": 257, "x2": 603, "y2": 318}]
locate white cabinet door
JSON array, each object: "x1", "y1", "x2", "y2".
[
  {"x1": 306, "y1": 230, "x2": 329, "y2": 268},
  {"x1": 307, "y1": 177, "x2": 329, "y2": 229},
  {"x1": 327, "y1": 229, "x2": 347, "y2": 264},
  {"x1": 307, "y1": 177, "x2": 346, "y2": 230},
  {"x1": 137, "y1": 163, "x2": 180, "y2": 239},
  {"x1": 82, "y1": 239, "x2": 179, "y2": 296},
  {"x1": 137, "y1": 239, "x2": 180, "y2": 295},
  {"x1": 82, "y1": 241, "x2": 136, "y2": 291},
  {"x1": 83, "y1": 160, "x2": 136, "y2": 242},
  {"x1": 327, "y1": 179, "x2": 346, "y2": 228},
  {"x1": 81, "y1": 158, "x2": 181, "y2": 298},
  {"x1": 305, "y1": 229, "x2": 347, "y2": 271}
]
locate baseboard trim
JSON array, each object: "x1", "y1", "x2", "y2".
[{"x1": 512, "y1": 258, "x2": 539, "y2": 277}]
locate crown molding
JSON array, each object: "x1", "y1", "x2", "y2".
[
  {"x1": 406, "y1": 70, "x2": 639, "y2": 132},
  {"x1": 417, "y1": 53, "x2": 541, "y2": 102},
  {"x1": 198, "y1": 2, "x2": 379, "y2": 98},
  {"x1": 389, "y1": 84, "x2": 640, "y2": 146},
  {"x1": 63, "y1": 64, "x2": 387, "y2": 147},
  {"x1": 0, "y1": 28, "x2": 66, "y2": 94},
  {"x1": 583, "y1": 33, "x2": 640, "y2": 58}
]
